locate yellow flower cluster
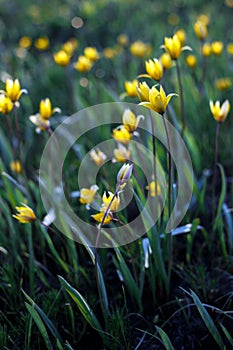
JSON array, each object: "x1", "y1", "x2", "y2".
[{"x1": 0, "y1": 79, "x2": 27, "y2": 114}]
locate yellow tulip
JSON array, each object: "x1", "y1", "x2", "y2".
[
  {"x1": 13, "y1": 204, "x2": 36, "y2": 223},
  {"x1": 160, "y1": 53, "x2": 172, "y2": 70},
  {"x1": 139, "y1": 84, "x2": 177, "y2": 115},
  {"x1": 210, "y1": 100, "x2": 230, "y2": 123},
  {"x1": 0, "y1": 94, "x2": 14, "y2": 114},
  {"x1": 162, "y1": 34, "x2": 191, "y2": 60},
  {"x1": 39, "y1": 98, "x2": 61, "y2": 120},
  {"x1": 54, "y1": 50, "x2": 71, "y2": 67},
  {"x1": 74, "y1": 55, "x2": 93, "y2": 72},
  {"x1": 90, "y1": 148, "x2": 107, "y2": 166},
  {"x1": 124, "y1": 80, "x2": 138, "y2": 97},
  {"x1": 112, "y1": 125, "x2": 132, "y2": 144},
  {"x1": 186, "y1": 54, "x2": 197, "y2": 68},
  {"x1": 80, "y1": 185, "x2": 99, "y2": 205},
  {"x1": 194, "y1": 21, "x2": 208, "y2": 40},
  {"x1": 211, "y1": 41, "x2": 223, "y2": 56},
  {"x1": 84, "y1": 47, "x2": 99, "y2": 62},
  {"x1": 5, "y1": 79, "x2": 26, "y2": 103}
]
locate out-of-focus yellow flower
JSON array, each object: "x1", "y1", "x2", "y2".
[
  {"x1": 202, "y1": 43, "x2": 212, "y2": 56},
  {"x1": 225, "y1": 0, "x2": 233, "y2": 7},
  {"x1": 159, "y1": 53, "x2": 172, "y2": 70},
  {"x1": 167, "y1": 14, "x2": 180, "y2": 25},
  {"x1": 92, "y1": 211, "x2": 112, "y2": 225},
  {"x1": 102, "y1": 191, "x2": 120, "y2": 212},
  {"x1": 10, "y1": 160, "x2": 21, "y2": 173},
  {"x1": 113, "y1": 143, "x2": 131, "y2": 162},
  {"x1": 5, "y1": 79, "x2": 27, "y2": 103},
  {"x1": 90, "y1": 148, "x2": 107, "y2": 166},
  {"x1": 139, "y1": 84, "x2": 177, "y2": 115},
  {"x1": 117, "y1": 163, "x2": 133, "y2": 187},
  {"x1": 162, "y1": 34, "x2": 191, "y2": 60},
  {"x1": 211, "y1": 41, "x2": 224, "y2": 55},
  {"x1": 137, "y1": 81, "x2": 150, "y2": 102},
  {"x1": 19, "y1": 36, "x2": 32, "y2": 49},
  {"x1": 197, "y1": 14, "x2": 210, "y2": 26},
  {"x1": 0, "y1": 94, "x2": 14, "y2": 114},
  {"x1": 13, "y1": 204, "x2": 37, "y2": 223},
  {"x1": 130, "y1": 41, "x2": 152, "y2": 58},
  {"x1": 122, "y1": 109, "x2": 143, "y2": 133},
  {"x1": 62, "y1": 38, "x2": 78, "y2": 55},
  {"x1": 215, "y1": 77, "x2": 232, "y2": 91},
  {"x1": 39, "y1": 98, "x2": 61, "y2": 120},
  {"x1": 112, "y1": 125, "x2": 132, "y2": 144},
  {"x1": 194, "y1": 21, "x2": 208, "y2": 40},
  {"x1": 34, "y1": 36, "x2": 49, "y2": 50},
  {"x1": 117, "y1": 34, "x2": 129, "y2": 46},
  {"x1": 84, "y1": 47, "x2": 99, "y2": 62},
  {"x1": 210, "y1": 100, "x2": 230, "y2": 123},
  {"x1": 175, "y1": 29, "x2": 186, "y2": 46},
  {"x1": 124, "y1": 80, "x2": 138, "y2": 98},
  {"x1": 29, "y1": 115, "x2": 50, "y2": 133},
  {"x1": 74, "y1": 55, "x2": 93, "y2": 72},
  {"x1": 79, "y1": 185, "x2": 99, "y2": 206},
  {"x1": 103, "y1": 47, "x2": 116, "y2": 59},
  {"x1": 139, "y1": 58, "x2": 163, "y2": 81},
  {"x1": 227, "y1": 43, "x2": 233, "y2": 55},
  {"x1": 146, "y1": 180, "x2": 161, "y2": 197},
  {"x1": 53, "y1": 50, "x2": 71, "y2": 67},
  {"x1": 186, "y1": 54, "x2": 197, "y2": 68}
]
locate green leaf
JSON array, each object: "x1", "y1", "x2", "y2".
[
  {"x1": 155, "y1": 326, "x2": 174, "y2": 350},
  {"x1": 25, "y1": 303, "x2": 53, "y2": 350},
  {"x1": 214, "y1": 163, "x2": 226, "y2": 231},
  {"x1": 58, "y1": 276, "x2": 103, "y2": 332},
  {"x1": 191, "y1": 290, "x2": 224, "y2": 348},
  {"x1": 22, "y1": 290, "x2": 63, "y2": 349},
  {"x1": 220, "y1": 323, "x2": 233, "y2": 346}
]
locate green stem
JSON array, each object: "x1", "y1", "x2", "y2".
[
  {"x1": 149, "y1": 110, "x2": 157, "y2": 195},
  {"x1": 28, "y1": 225, "x2": 35, "y2": 296},
  {"x1": 13, "y1": 106, "x2": 22, "y2": 165},
  {"x1": 212, "y1": 122, "x2": 221, "y2": 218},
  {"x1": 6, "y1": 114, "x2": 16, "y2": 162},
  {"x1": 162, "y1": 114, "x2": 172, "y2": 286},
  {"x1": 176, "y1": 60, "x2": 185, "y2": 138}
]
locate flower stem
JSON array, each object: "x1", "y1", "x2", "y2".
[
  {"x1": 162, "y1": 114, "x2": 172, "y2": 285},
  {"x1": 13, "y1": 106, "x2": 23, "y2": 166},
  {"x1": 149, "y1": 110, "x2": 157, "y2": 195},
  {"x1": 6, "y1": 114, "x2": 16, "y2": 161},
  {"x1": 176, "y1": 60, "x2": 185, "y2": 138},
  {"x1": 212, "y1": 122, "x2": 221, "y2": 217}
]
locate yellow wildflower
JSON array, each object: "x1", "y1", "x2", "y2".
[
  {"x1": 102, "y1": 191, "x2": 120, "y2": 212},
  {"x1": 194, "y1": 21, "x2": 208, "y2": 40},
  {"x1": 210, "y1": 100, "x2": 230, "y2": 123},
  {"x1": 13, "y1": 204, "x2": 36, "y2": 223},
  {"x1": 211, "y1": 41, "x2": 224, "y2": 56},
  {"x1": 84, "y1": 47, "x2": 99, "y2": 62},
  {"x1": 186, "y1": 54, "x2": 197, "y2": 68},
  {"x1": 130, "y1": 41, "x2": 152, "y2": 58},
  {"x1": 146, "y1": 181, "x2": 161, "y2": 197},
  {"x1": 122, "y1": 109, "x2": 143, "y2": 133},
  {"x1": 112, "y1": 125, "x2": 132, "y2": 144},
  {"x1": 92, "y1": 211, "x2": 112, "y2": 225},
  {"x1": 139, "y1": 58, "x2": 163, "y2": 81},
  {"x1": 90, "y1": 148, "x2": 107, "y2": 166},
  {"x1": 124, "y1": 80, "x2": 138, "y2": 98},
  {"x1": 5, "y1": 79, "x2": 27, "y2": 103},
  {"x1": 197, "y1": 14, "x2": 210, "y2": 26},
  {"x1": 62, "y1": 39, "x2": 78, "y2": 55},
  {"x1": 74, "y1": 55, "x2": 93, "y2": 73},
  {"x1": 214, "y1": 78, "x2": 232, "y2": 91},
  {"x1": 79, "y1": 185, "x2": 99, "y2": 207},
  {"x1": 39, "y1": 98, "x2": 61, "y2": 120},
  {"x1": 136, "y1": 81, "x2": 150, "y2": 102},
  {"x1": 202, "y1": 43, "x2": 212, "y2": 56},
  {"x1": 53, "y1": 50, "x2": 71, "y2": 67},
  {"x1": 19, "y1": 36, "x2": 32, "y2": 49},
  {"x1": 139, "y1": 84, "x2": 177, "y2": 115},
  {"x1": 34, "y1": 36, "x2": 49, "y2": 50},
  {"x1": 162, "y1": 34, "x2": 191, "y2": 60},
  {"x1": 175, "y1": 29, "x2": 186, "y2": 46},
  {"x1": 160, "y1": 53, "x2": 172, "y2": 70},
  {"x1": 10, "y1": 160, "x2": 21, "y2": 173},
  {"x1": 227, "y1": 43, "x2": 233, "y2": 55},
  {"x1": 0, "y1": 94, "x2": 14, "y2": 114},
  {"x1": 117, "y1": 34, "x2": 129, "y2": 46},
  {"x1": 103, "y1": 47, "x2": 116, "y2": 59},
  {"x1": 113, "y1": 143, "x2": 131, "y2": 162}
]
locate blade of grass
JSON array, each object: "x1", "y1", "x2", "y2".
[{"x1": 191, "y1": 290, "x2": 224, "y2": 349}]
